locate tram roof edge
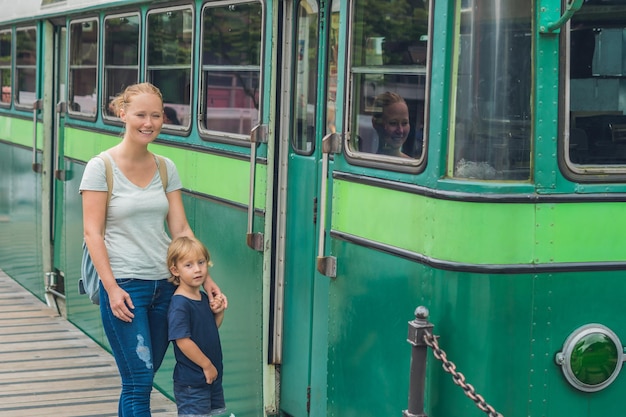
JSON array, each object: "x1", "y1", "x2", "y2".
[{"x1": 0, "y1": 0, "x2": 143, "y2": 25}]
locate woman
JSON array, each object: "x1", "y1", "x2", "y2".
[
  {"x1": 80, "y1": 82, "x2": 222, "y2": 416},
  {"x1": 372, "y1": 91, "x2": 412, "y2": 158}
]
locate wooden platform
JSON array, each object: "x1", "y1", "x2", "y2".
[{"x1": 0, "y1": 269, "x2": 177, "y2": 416}]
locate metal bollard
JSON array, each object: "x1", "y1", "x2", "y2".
[{"x1": 403, "y1": 306, "x2": 433, "y2": 417}]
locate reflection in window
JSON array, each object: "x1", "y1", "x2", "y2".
[
  {"x1": 0, "y1": 30, "x2": 11, "y2": 106},
  {"x1": 16, "y1": 27, "x2": 37, "y2": 108},
  {"x1": 201, "y1": 2, "x2": 262, "y2": 138},
  {"x1": 147, "y1": 7, "x2": 193, "y2": 128},
  {"x1": 451, "y1": 0, "x2": 531, "y2": 180},
  {"x1": 349, "y1": 0, "x2": 429, "y2": 160},
  {"x1": 69, "y1": 19, "x2": 98, "y2": 115},
  {"x1": 292, "y1": 0, "x2": 318, "y2": 153},
  {"x1": 568, "y1": 3, "x2": 626, "y2": 168},
  {"x1": 326, "y1": 1, "x2": 340, "y2": 136},
  {"x1": 104, "y1": 14, "x2": 139, "y2": 118}
]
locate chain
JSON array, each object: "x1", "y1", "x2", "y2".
[{"x1": 423, "y1": 331, "x2": 504, "y2": 417}]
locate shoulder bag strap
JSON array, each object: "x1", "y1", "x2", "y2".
[
  {"x1": 97, "y1": 152, "x2": 113, "y2": 226},
  {"x1": 155, "y1": 155, "x2": 168, "y2": 191}
]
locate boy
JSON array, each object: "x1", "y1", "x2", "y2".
[{"x1": 167, "y1": 236, "x2": 227, "y2": 417}]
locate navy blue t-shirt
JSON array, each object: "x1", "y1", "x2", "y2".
[{"x1": 168, "y1": 292, "x2": 223, "y2": 386}]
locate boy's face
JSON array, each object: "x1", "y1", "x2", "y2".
[{"x1": 170, "y1": 252, "x2": 208, "y2": 290}]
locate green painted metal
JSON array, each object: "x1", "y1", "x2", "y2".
[
  {"x1": 63, "y1": 127, "x2": 267, "y2": 208},
  {"x1": 332, "y1": 179, "x2": 626, "y2": 265},
  {"x1": 0, "y1": 115, "x2": 44, "y2": 149},
  {"x1": 0, "y1": 143, "x2": 45, "y2": 301}
]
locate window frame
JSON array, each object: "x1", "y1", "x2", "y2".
[
  {"x1": 342, "y1": 0, "x2": 433, "y2": 174},
  {"x1": 560, "y1": 5, "x2": 626, "y2": 182},
  {"x1": 14, "y1": 25, "x2": 37, "y2": 110},
  {"x1": 67, "y1": 17, "x2": 99, "y2": 120},
  {"x1": 102, "y1": 11, "x2": 141, "y2": 123},
  {"x1": 0, "y1": 29, "x2": 12, "y2": 109},
  {"x1": 197, "y1": 0, "x2": 265, "y2": 145},
  {"x1": 145, "y1": 4, "x2": 195, "y2": 133}
]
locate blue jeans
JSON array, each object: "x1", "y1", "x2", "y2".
[
  {"x1": 100, "y1": 278, "x2": 176, "y2": 417},
  {"x1": 174, "y1": 378, "x2": 226, "y2": 417}
]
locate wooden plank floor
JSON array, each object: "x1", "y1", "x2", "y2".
[{"x1": 0, "y1": 269, "x2": 178, "y2": 416}]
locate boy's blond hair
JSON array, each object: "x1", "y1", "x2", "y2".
[{"x1": 167, "y1": 236, "x2": 212, "y2": 285}]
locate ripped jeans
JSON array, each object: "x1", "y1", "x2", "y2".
[{"x1": 100, "y1": 278, "x2": 176, "y2": 417}]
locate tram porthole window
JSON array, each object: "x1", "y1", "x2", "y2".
[{"x1": 555, "y1": 324, "x2": 624, "y2": 392}]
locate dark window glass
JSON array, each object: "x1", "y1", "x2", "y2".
[
  {"x1": 15, "y1": 27, "x2": 37, "y2": 107},
  {"x1": 147, "y1": 7, "x2": 193, "y2": 128},
  {"x1": 103, "y1": 14, "x2": 139, "y2": 118},
  {"x1": 452, "y1": 0, "x2": 531, "y2": 180},
  {"x1": 200, "y1": 2, "x2": 262, "y2": 138},
  {"x1": 349, "y1": 0, "x2": 429, "y2": 161},
  {"x1": 291, "y1": 0, "x2": 318, "y2": 154},
  {"x1": 0, "y1": 30, "x2": 11, "y2": 106},
  {"x1": 567, "y1": 2, "x2": 626, "y2": 171},
  {"x1": 69, "y1": 19, "x2": 98, "y2": 115}
]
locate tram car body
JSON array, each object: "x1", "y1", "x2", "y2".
[{"x1": 2, "y1": 0, "x2": 626, "y2": 415}]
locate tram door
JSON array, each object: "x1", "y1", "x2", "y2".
[
  {"x1": 277, "y1": 1, "x2": 338, "y2": 415},
  {"x1": 49, "y1": 22, "x2": 68, "y2": 311}
]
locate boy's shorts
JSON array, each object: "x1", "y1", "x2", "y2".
[{"x1": 174, "y1": 379, "x2": 226, "y2": 417}]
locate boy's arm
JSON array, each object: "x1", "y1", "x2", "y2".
[
  {"x1": 175, "y1": 337, "x2": 218, "y2": 384},
  {"x1": 214, "y1": 310, "x2": 224, "y2": 328}
]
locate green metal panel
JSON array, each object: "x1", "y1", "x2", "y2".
[
  {"x1": 280, "y1": 153, "x2": 319, "y2": 416},
  {"x1": 0, "y1": 116, "x2": 44, "y2": 149},
  {"x1": 333, "y1": 179, "x2": 626, "y2": 265},
  {"x1": 535, "y1": 202, "x2": 626, "y2": 263},
  {"x1": 63, "y1": 127, "x2": 266, "y2": 208},
  {"x1": 0, "y1": 142, "x2": 45, "y2": 301},
  {"x1": 150, "y1": 142, "x2": 266, "y2": 208},
  {"x1": 332, "y1": 179, "x2": 536, "y2": 264},
  {"x1": 327, "y1": 236, "x2": 626, "y2": 417}
]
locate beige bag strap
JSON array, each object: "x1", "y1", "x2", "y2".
[
  {"x1": 96, "y1": 152, "x2": 113, "y2": 227},
  {"x1": 95, "y1": 152, "x2": 167, "y2": 211},
  {"x1": 155, "y1": 155, "x2": 168, "y2": 191},
  {"x1": 92, "y1": 152, "x2": 166, "y2": 230}
]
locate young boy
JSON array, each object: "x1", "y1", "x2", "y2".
[{"x1": 167, "y1": 236, "x2": 227, "y2": 417}]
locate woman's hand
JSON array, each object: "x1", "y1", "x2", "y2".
[
  {"x1": 203, "y1": 275, "x2": 223, "y2": 303},
  {"x1": 209, "y1": 293, "x2": 227, "y2": 313},
  {"x1": 107, "y1": 286, "x2": 135, "y2": 322}
]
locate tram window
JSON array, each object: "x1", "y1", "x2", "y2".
[
  {"x1": 68, "y1": 19, "x2": 98, "y2": 117},
  {"x1": 566, "y1": 2, "x2": 626, "y2": 170},
  {"x1": 291, "y1": 0, "x2": 319, "y2": 154},
  {"x1": 0, "y1": 30, "x2": 10, "y2": 107},
  {"x1": 15, "y1": 27, "x2": 37, "y2": 109},
  {"x1": 147, "y1": 7, "x2": 193, "y2": 129},
  {"x1": 200, "y1": 2, "x2": 262, "y2": 139},
  {"x1": 451, "y1": 0, "x2": 531, "y2": 181},
  {"x1": 326, "y1": 0, "x2": 340, "y2": 136},
  {"x1": 347, "y1": 0, "x2": 429, "y2": 162},
  {"x1": 103, "y1": 14, "x2": 139, "y2": 119}
]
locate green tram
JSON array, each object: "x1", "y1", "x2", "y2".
[{"x1": 1, "y1": 0, "x2": 626, "y2": 415}]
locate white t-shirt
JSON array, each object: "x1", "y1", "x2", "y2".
[{"x1": 79, "y1": 153, "x2": 183, "y2": 280}]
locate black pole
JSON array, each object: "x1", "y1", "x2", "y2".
[{"x1": 403, "y1": 306, "x2": 432, "y2": 417}]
